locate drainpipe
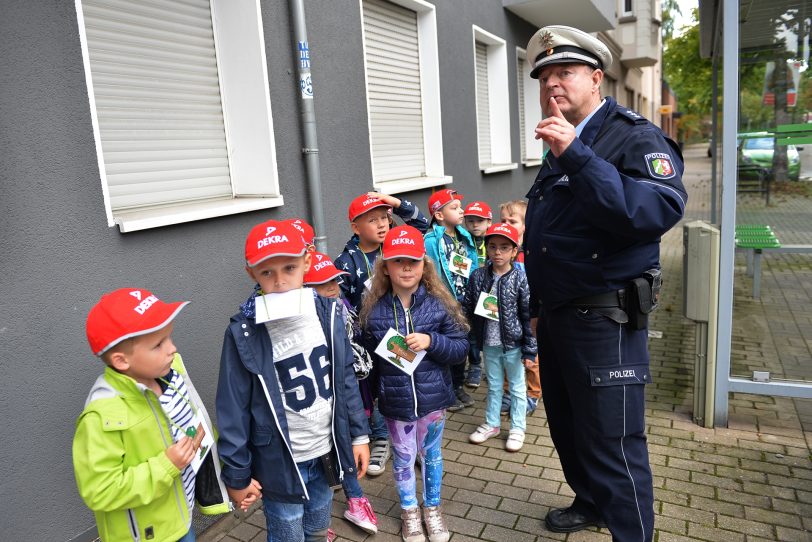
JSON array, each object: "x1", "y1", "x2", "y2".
[{"x1": 289, "y1": 0, "x2": 328, "y2": 252}]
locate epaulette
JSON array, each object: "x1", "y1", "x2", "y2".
[{"x1": 617, "y1": 107, "x2": 648, "y2": 125}]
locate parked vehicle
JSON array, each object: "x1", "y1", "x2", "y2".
[{"x1": 738, "y1": 132, "x2": 801, "y2": 181}]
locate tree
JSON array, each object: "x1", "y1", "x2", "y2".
[{"x1": 661, "y1": 0, "x2": 682, "y2": 41}]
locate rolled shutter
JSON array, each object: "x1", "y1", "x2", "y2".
[
  {"x1": 362, "y1": 0, "x2": 426, "y2": 182},
  {"x1": 475, "y1": 41, "x2": 491, "y2": 167},
  {"x1": 81, "y1": 0, "x2": 232, "y2": 211}
]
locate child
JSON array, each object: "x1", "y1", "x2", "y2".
[
  {"x1": 499, "y1": 199, "x2": 541, "y2": 415},
  {"x1": 462, "y1": 223, "x2": 537, "y2": 452},
  {"x1": 336, "y1": 192, "x2": 428, "y2": 477},
  {"x1": 423, "y1": 189, "x2": 478, "y2": 410},
  {"x1": 461, "y1": 200, "x2": 493, "y2": 389},
  {"x1": 216, "y1": 220, "x2": 370, "y2": 542},
  {"x1": 74, "y1": 288, "x2": 230, "y2": 542},
  {"x1": 361, "y1": 225, "x2": 469, "y2": 542},
  {"x1": 304, "y1": 252, "x2": 378, "y2": 534},
  {"x1": 463, "y1": 201, "x2": 493, "y2": 268}
]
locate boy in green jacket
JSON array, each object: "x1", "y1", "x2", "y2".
[{"x1": 73, "y1": 288, "x2": 231, "y2": 542}]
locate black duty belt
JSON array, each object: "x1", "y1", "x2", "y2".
[{"x1": 569, "y1": 288, "x2": 627, "y2": 309}]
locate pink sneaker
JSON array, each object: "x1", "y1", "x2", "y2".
[
  {"x1": 327, "y1": 527, "x2": 336, "y2": 542},
  {"x1": 344, "y1": 496, "x2": 378, "y2": 534}
]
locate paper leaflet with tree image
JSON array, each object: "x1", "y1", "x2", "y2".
[
  {"x1": 448, "y1": 252, "x2": 472, "y2": 277},
  {"x1": 474, "y1": 291, "x2": 499, "y2": 321},
  {"x1": 373, "y1": 328, "x2": 426, "y2": 376},
  {"x1": 185, "y1": 412, "x2": 214, "y2": 474}
]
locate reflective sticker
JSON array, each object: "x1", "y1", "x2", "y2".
[{"x1": 644, "y1": 152, "x2": 676, "y2": 180}]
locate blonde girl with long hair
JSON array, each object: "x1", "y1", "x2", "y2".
[{"x1": 360, "y1": 225, "x2": 469, "y2": 542}]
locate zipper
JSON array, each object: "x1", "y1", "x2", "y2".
[
  {"x1": 126, "y1": 509, "x2": 141, "y2": 541},
  {"x1": 144, "y1": 390, "x2": 187, "y2": 522},
  {"x1": 329, "y1": 302, "x2": 344, "y2": 479}
]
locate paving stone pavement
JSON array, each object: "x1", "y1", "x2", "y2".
[{"x1": 200, "y1": 144, "x2": 812, "y2": 542}]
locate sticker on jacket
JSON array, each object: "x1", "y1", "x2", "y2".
[
  {"x1": 449, "y1": 252, "x2": 472, "y2": 277},
  {"x1": 644, "y1": 153, "x2": 676, "y2": 180},
  {"x1": 374, "y1": 328, "x2": 426, "y2": 376},
  {"x1": 474, "y1": 292, "x2": 499, "y2": 321},
  {"x1": 255, "y1": 288, "x2": 317, "y2": 323}
]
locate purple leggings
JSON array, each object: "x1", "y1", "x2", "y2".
[{"x1": 384, "y1": 409, "x2": 446, "y2": 509}]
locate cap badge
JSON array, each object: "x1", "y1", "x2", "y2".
[{"x1": 539, "y1": 30, "x2": 554, "y2": 51}]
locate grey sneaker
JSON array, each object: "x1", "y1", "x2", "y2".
[
  {"x1": 367, "y1": 438, "x2": 390, "y2": 476},
  {"x1": 401, "y1": 507, "x2": 426, "y2": 542},
  {"x1": 422, "y1": 505, "x2": 450, "y2": 542},
  {"x1": 455, "y1": 387, "x2": 475, "y2": 407}
]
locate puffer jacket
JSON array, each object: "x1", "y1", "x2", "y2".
[
  {"x1": 362, "y1": 285, "x2": 468, "y2": 421},
  {"x1": 462, "y1": 263, "x2": 537, "y2": 360}
]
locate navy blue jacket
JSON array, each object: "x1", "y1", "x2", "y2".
[
  {"x1": 335, "y1": 198, "x2": 429, "y2": 312},
  {"x1": 362, "y1": 286, "x2": 468, "y2": 421},
  {"x1": 462, "y1": 263, "x2": 537, "y2": 360},
  {"x1": 524, "y1": 97, "x2": 687, "y2": 310},
  {"x1": 216, "y1": 294, "x2": 368, "y2": 503}
]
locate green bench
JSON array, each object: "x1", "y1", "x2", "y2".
[{"x1": 735, "y1": 224, "x2": 812, "y2": 299}]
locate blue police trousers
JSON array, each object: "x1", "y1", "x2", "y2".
[{"x1": 539, "y1": 305, "x2": 654, "y2": 542}]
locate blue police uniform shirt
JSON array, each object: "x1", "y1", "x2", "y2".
[{"x1": 524, "y1": 96, "x2": 687, "y2": 310}]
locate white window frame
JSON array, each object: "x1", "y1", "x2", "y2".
[
  {"x1": 622, "y1": 0, "x2": 634, "y2": 17},
  {"x1": 516, "y1": 47, "x2": 545, "y2": 167},
  {"x1": 472, "y1": 26, "x2": 516, "y2": 174},
  {"x1": 359, "y1": 0, "x2": 451, "y2": 195},
  {"x1": 76, "y1": 0, "x2": 283, "y2": 233}
]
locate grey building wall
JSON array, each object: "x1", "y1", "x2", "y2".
[{"x1": 0, "y1": 1, "x2": 538, "y2": 540}]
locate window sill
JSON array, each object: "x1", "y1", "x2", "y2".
[
  {"x1": 481, "y1": 163, "x2": 518, "y2": 174},
  {"x1": 113, "y1": 196, "x2": 285, "y2": 233},
  {"x1": 375, "y1": 175, "x2": 453, "y2": 195},
  {"x1": 618, "y1": 15, "x2": 637, "y2": 23},
  {"x1": 522, "y1": 159, "x2": 543, "y2": 168}
]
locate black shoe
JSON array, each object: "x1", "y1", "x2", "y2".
[
  {"x1": 544, "y1": 507, "x2": 606, "y2": 533},
  {"x1": 455, "y1": 387, "x2": 475, "y2": 407},
  {"x1": 447, "y1": 397, "x2": 465, "y2": 412}
]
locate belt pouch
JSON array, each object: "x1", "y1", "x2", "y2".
[{"x1": 627, "y1": 277, "x2": 654, "y2": 330}]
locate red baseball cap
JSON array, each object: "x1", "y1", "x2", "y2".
[
  {"x1": 382, "y1": 225, "x2": 425, "y2": 260},
  {"x1": 245, "y1": 220, "x2": 307, "y2": 267},
  {"x1": 348, "y1": 194, "x2": 392, "y2": 222},
  {"x1": 464, "y1": 201, "x2": 492, "y2": 219},
  {"x1": 286, "y1": 218, "x2": 315, "y2": 247},
  {"x1": 303, "y1": 252, "x2": 349, "y2": 285},
  {"x1": 86, "y1": 288, "x2": 188, "y2": 356},
  {"x1": 428, "y1": 189, "x2": 464, "y2": 215},
  {"x1": 485, "y1": 222, "x2": 520, "y2": 246}
]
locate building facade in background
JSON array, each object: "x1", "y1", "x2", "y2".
[{"x1": 0, "y1": 1, "x2": 665, "y2": 540}]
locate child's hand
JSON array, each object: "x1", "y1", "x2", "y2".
[
  {"x1": 405, "y1": 333, "x2": 431, "y2": 352},
  {"x1": 366, "y1": 191, "x2": 401, "y2": 208},
  {"x1": 165, "y1": 437, "x2": 195, "y2": 470},
  {"x1": 523, "y1": 358, "x2": 535, "y2": 369},
  {"x1": 228, "y1": 479, "x2": 262, "y2": 512},
  {"x1": 353, "y1": 443, "x2": 370, "y2": 479}
]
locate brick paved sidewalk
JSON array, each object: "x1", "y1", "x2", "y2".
[{"x1": 201, "y1": 144, "x2": 811, "y2": 542}]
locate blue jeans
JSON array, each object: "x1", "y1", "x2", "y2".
[
  {"x1": 484, "y1": 346, "x2": 527, "y2": 431},
  {"x1": 262, "y1": 458, "x2": 334, "y2": 542},
  {"x1": 369, "y1": 400, "x2": 388, "y2": 441},
  {"x1": 341, "y1": 470, "x2": 364, "y2": 499},
  {"x1": 177, "y1": 530, "x2": 196, "y2": 542}
]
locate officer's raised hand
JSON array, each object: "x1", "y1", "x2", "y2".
[{"x1": 534, "y1": 97, "x2": 576, "y2": 157}]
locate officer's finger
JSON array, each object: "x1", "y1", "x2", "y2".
[{"x1": 549, "y1": 97, "x2": 565, "y2": 119}]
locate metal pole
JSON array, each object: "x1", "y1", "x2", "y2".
[
  {"x1": 714, "y1": 0, "x2": 739, "y2": 427},
  {"x1": 710, "y1": 52, "x2": 719, "y2": 224},
  {"x1": 289, "y1": 0, "x2": 328, "y2": 253}
]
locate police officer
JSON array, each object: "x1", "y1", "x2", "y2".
[{"x1": 523, "y1": 26, "x2": 687, "y2": 541}]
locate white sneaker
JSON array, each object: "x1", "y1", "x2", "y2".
[
  {"x1": 505, "y1": 428, "x2": 525, "y2": 452},
  {"x1": 422, "y1": 505, "x2": 450, "y2": 542},
  {"x1": 367, "y1": 438, "x2": 390, "y2": 476},
  {"x1": 469, "y1": 423, "x2": 500, "y2": 444}
]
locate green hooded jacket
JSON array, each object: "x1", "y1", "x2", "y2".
[{"x1": 73, "y1": 354, "x2": 230, "y2": 541}]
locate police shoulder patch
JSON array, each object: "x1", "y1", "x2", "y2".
[{"x1": 644, "y1": 152, "x2": 676, "y2": 180}]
